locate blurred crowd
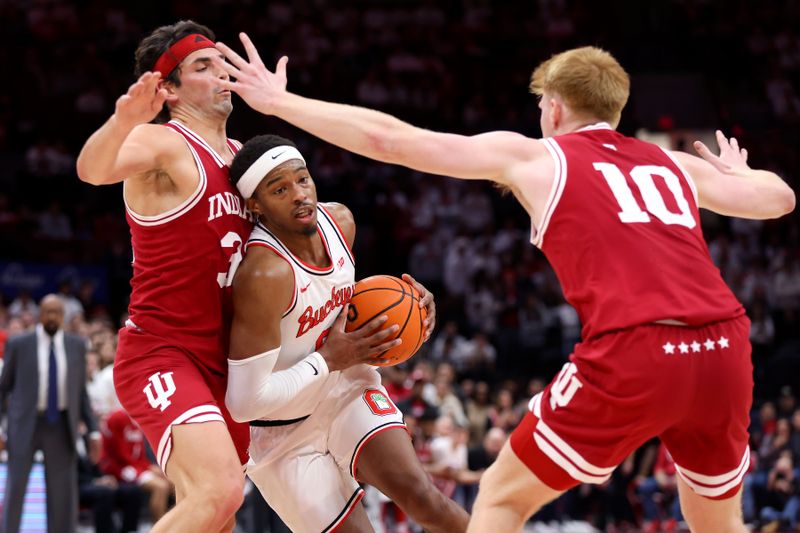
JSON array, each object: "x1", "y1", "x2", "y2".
[{"x1": 0, "y1": 0, "x2": 799, "y2": 531}]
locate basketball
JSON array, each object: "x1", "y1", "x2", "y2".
[{"x1": 345, "y1": 275, "x2": 427, "y2": 367}]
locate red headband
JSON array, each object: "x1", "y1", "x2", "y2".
[{"x1": 153, "y1": 34, "x2": 216, "y2": 78}]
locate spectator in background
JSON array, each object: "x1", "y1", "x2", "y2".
[
  {"x1": 760, "y1": 451, "x2": 800, "y2": 532},
  {"x1": 461, "y1": 332, "x2": 497, "y2": 378},
  {"x1": 38, "y1": 200, "x2": 73, "y2": 240},
  {"x1": 430, "y1": 321, "x2": 471, "y2": 371},
  {"x1": 778, "y1": 386, "x2": 796, "y2": 418},
  {"x1": 78, "y1": 433, "x2": 144, "y2": 533},
  {"x1": 56, "y1": 280, "x2": 84, "y2": 325},
  {"x1": 487, "y1": 388, "x2": 522, "y2": 434},
  {"x1": 464, "y1": 381, "x2": 492, "y2": 446},
  {"x1": 459, "y1": 428, "x2": 508, "y2": 511},
  {"x1": 8, "y1": 289, "x2": 38, "y2": 320},
  {"x1": 100, "y1": 409, "x2": 173, "y2": 523},
  {"x1": 431, "y1": 376, "x2": 468, "y2": 428},
  {"x1": 636, "y1": 442, "x2": 683, "y2": 533},
  {"x1": 0, "y1": 294, "x2": 99, "y2": 533}
]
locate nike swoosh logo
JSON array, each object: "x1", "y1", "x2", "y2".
[
  {"x1": 300, "y1": 282, "x2": 311, "y2": 293},
  {"x1": 305, "y1": 361, "x2": 319, "y2": 375},
  {"x1": 271, "y1": 151, "x2": 286, "y2": 160}
]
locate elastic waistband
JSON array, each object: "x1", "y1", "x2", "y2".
[{"x1": 249, "y1": 415, "x2": 310, "y2": 427}]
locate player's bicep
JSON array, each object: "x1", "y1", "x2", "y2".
[
  {"x1": 229, "y1": 250, "x2": 294, "y2": 359},
  {"x1": 111, "y1": 125, "x2": 181, "y2": 183},
  {"x1": 393, "y1": 129, "x2": 540, "y2": 183}
]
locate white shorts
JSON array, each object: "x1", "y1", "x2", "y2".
[{"x1": 246, "y1": 365, "x2": 406, "y2": 533}]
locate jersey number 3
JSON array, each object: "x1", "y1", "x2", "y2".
[{"x1": 593, "y1": 163, "x2": 696, "y2": 229}]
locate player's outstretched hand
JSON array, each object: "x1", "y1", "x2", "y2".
[
  {"x1": 693, "y1": 130, "x2": 750, "y2": 175},
  {"x1": 402, "y1": 273, "x2": 436, "y2": 342},
  {"x1": 214, "y1": 32, "x2": 288, "y2": 116},
  {"x1": 317, "y1": 304, "x2": 401, "y2": 371},
  {"x1": 114, "y1": 72, "x2": 168, "y2": 129}
]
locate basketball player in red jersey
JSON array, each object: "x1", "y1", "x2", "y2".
[
  {"x1": 75, "y1": 21, "x2": 254, "y2": 532},
  {"x1": 224, "y1": 134, "x2": 469, "y2": 532},
  {"x1": 213, "y1": 36, "x2": 796, "y2": 532}
]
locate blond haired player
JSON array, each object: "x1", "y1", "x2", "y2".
[{"x1": 214, "y1": 37, "x2": 795, "y2": 532}]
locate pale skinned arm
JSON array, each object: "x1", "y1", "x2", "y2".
[
  {"x1": 76, "y1": 72, "x2": 176, "y2": 185},
  {"x1": 213, "y1": 33, "x2": 542, "y2": 184},
  {"x1": 671, "y1": 130, "x2": 795, "y2": 219}
]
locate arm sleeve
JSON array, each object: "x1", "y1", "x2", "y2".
[{"x1": 225, "y1": 347, "x2": 330, "y2": 422}]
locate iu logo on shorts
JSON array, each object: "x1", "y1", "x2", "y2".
[
  {"x1": 143, "y1": 372, "x2": 177, "y2": 412},
  {"x1": 363, "y1": 389, "x2": 397, "y2": 416}
]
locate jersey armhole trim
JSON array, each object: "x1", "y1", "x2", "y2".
[
  {"x1": 318, "y1": 204, "x2": 356, "y2": 265},
  {"x1": 168, "y1": 120, "x2": 228, "y2": 167},
  {"x1": 125, "y1": 141, "x2": 207, "y2": 226},
  {"x1": 532, "y1": 138, "x2": 568, "y2": 248},
  {"x1": 245, "y1": 241, "x2": 298, "y2": 317},
  {"x1": 660, "y1": 147, "x2": 699, "y2": 206}
]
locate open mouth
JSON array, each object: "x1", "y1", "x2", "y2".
[{"x1": 294, "y1": 206, "x2": 314, "y2": 221}]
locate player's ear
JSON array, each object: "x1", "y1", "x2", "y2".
[
  {"x1": 550, "y1": 98, "x2": 561, "y2": 129},
  {"x1": 159, "y1": 80, "x2": 180, "y2": 104},
  {"x1": 246, "y1": 197, "x2": 261, "y2": 216}
]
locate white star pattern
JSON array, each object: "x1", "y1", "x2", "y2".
[
  {"x1": 663, "y1": 342, "x2": 675, "y2": 355},
  {"x1": 678, "y1": 342, "x2": 689, "y2": 354},
  {"x1": 704, "y1": 339, "x2": 716, "y2": 351},
  {"x1": 718, "y1": 336, "x2": 730, "y2": 348},
  {"x1": 690, "y1": 341, "x2": 701, "y2": 353}
]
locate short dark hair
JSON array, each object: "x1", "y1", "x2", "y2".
[
  {"x1": 134, "y1": 20, "x2": 215, "y2": 123},
  {"x1": 230, "y1": 134, "x2": 299, "y2": 190}
]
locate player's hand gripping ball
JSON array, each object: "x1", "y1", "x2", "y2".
[{"x1": 345, "y1": 275, "x2": 427, "y2": 366}]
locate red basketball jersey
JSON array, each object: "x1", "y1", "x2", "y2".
[
  {"x1": 125, "y1": 120, "x2": 253, "y2": 374},
  {"x1": 534, "y1": 123, "x2": 743, "y2": 341}
]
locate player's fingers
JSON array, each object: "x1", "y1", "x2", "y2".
[
  {"x1": 275, "y1": 55, "x2": 289, "y2": 77},
  {"x1": 214, "y1": 79, "x2": 238, "y2": 93},
  {"x1": 716, "y1": 130, "x2": 731, "y2": 154},
  {"x1": 212, "y1": 56, "x2": 243, "y2": 80},
  {"x1": 333, "y1": 303, "x2": 350, "y2": 332},
  {"x1": 358, "y1": 315, "x2": 390, "y2": 336},
  {"x1": 128, "y1": 81, "x2": 144, "y2": 98},
  {"x1": 239, "y1": 32, "x2": 265, "y2": 68},
  {"x1": 693, "y1": 140, "x2": 710, "y2": 158},
  {"x1": 215, "y1": 40, "x2": 250, "y2": 71},
  {"x1": 363, "y1": 324, "x2": 398, "y2": 344},
  {"x1": 741, "y1": 148, "x2": 748, "y2": 162},
  {"x1": 730, "y1": 136, "x2": 740, "y2": 153},
  {"x1": 368, "y1": 338, "x2": 402, "y2": 357}
]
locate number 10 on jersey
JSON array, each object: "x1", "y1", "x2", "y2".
[{"x1": 593, "y1": 163, "x2": 696, "y2": 229}]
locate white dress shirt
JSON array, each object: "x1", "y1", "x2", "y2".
[{"x1": 36, "y1": 324, "x2": 68, "y2": 412}]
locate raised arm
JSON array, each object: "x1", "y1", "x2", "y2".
[
  {"x1": 214, "y1": 34, "x2": 542, "y2": 184},
  {"x1": 671, "y1": 130, "x2": 795, "y2": 219},
  {"x1": 76, "y1": 72, "x2": 178, "y2": 185},
  {"x1": 226, "y1": 246, "x2": 401, "y2": 422}
]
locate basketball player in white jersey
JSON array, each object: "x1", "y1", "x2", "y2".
[{"x1": 226, "y1": 134, "x2": 470, "y2": 533}]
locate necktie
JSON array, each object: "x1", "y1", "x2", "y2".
[{"x1": 46, "y1": 339, "x2": 59, "y2": 424}]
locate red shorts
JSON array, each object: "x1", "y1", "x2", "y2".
[
  {"x1": 511, "y1": 315, "x2": 752, "y2": 499},
  {"x1": 114, "y1": 324, "x2": 250, "y2": 473}
]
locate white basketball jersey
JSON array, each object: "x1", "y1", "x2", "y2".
[{"x1": 245, "y1": 203, "x2": 358, "y2": 419}]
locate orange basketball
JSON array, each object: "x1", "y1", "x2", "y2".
[{"x1": 345, "y1": 275, "x2": 427, "y2": 367}]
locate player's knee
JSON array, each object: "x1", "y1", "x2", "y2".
[{"x1": 193, "y1": 470, "x2": 244, "y2": 518}]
